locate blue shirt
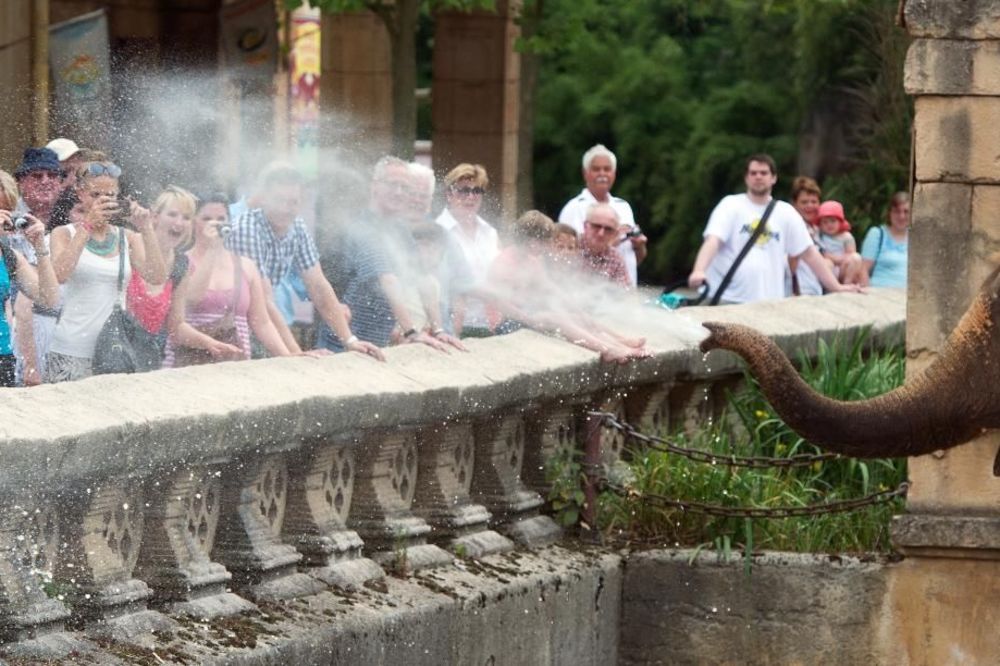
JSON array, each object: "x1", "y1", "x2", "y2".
[
  {"x1": 226, "y1": 208, "x2": 320, "y2": 287},
  {"x1": 861, "y1": 225, "x2": 907, "y2": 289},
  {"x1": 0, "y1": 243, "x2": 14, "y2": 355}
]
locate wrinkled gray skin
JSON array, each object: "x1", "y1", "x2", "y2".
[{"x1": 700, "y1": 264, "x2": 1000, "y2": 472}]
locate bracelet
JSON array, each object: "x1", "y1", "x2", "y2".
[
  {"x1": 403, "y1": 328, "x2": 418, "y2": 339},
  {"x1": 431, "y1": 327, "x2": 446, "y2": 337},
  {"x1": 346, "y1": 335, "x2": 359, "y2": 346}
]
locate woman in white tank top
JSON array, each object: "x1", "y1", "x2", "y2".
[{"x1": 46, "y1": 162, "x2": 168, "y2": 382}]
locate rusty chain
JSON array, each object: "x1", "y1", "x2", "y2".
[
  {"x1": 588, "y1": 410, "x2": 841, "y2": 469},
  {"x1": 586, "y1": 411, "x2": 908, "y2": 519},
  {"x1": 600, "y1": 480, "x2": 908, "y2": 519}
]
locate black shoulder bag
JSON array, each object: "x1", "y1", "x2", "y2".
[
  {"x1": 709, "y1": 199, "x2": 777, "y2": 306},
  {"x1": 92, "y1": 228, "x2": 163, "y2": 375}
]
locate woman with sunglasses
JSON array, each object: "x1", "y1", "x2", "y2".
[
  {"x1": 434, "y1": 163, "x2": 499, "y2": 338},
  {"x1": 46, "y1": 161, "x2": 167, "y2": 382},
  {"x1": 0, "y1": 170, "x2": 60, "y2": 386},
  {"x1": 163, "y1": 193, "x2": 293, "y2": 365}
]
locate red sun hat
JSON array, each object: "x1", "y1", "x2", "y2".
[{"x1": 816, "y1": 200, "x2": 851, "y2": 232}]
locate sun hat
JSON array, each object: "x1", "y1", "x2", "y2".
[
  {"x1": 45, "y1": 137, "x2": 81, "y2": 162},
  {"x1": 13, "y1": 147, "x2": 64, "y2": 178},
  {"x1": 816, "y1": 200, "x2": 851, "y2": 232}
]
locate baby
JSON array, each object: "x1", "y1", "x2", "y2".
[{"x1": 816, "y1": 200, "x2": 867, "y2": 287}]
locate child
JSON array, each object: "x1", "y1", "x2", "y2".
[
  {"x1": 549, "y1": 222, "x2": 580, "y2": 272},
  {"x1": 815, "y1": 200, "x2": 868, "y2": 287}
]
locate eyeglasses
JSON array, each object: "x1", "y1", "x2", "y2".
[
  {"x1": 451, "y1": 186, "x2": 485, "y2": 197},
  {"x1": 79, "y1": 162, "x2": 122, "y2": 179},
  {"x1": 585, "y1": 221, "x2": 618, "y2": 234},
  {"x1": 26, "y1": 170, "x2": 63, "y2": 181}
]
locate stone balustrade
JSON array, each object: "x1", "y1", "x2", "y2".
[{"x1": 0, "y1": 290, "x2": 904, "y2": 659}]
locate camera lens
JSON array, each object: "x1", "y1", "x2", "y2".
[
  {"x1": 12, "y1": 216, "x2": 29, "y2": 231},
  {"x1": 218, "y1": 224, "x2": 232, "y2": 239}
]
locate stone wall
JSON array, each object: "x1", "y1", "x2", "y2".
[{"x1": 0, "y1": 290, "x2": 904, "y2": 661}]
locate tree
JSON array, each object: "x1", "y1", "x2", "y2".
[{"x1": 288, "y1": 0, "x2": 495, "y2": 158}]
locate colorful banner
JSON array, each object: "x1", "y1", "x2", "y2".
[
  {"x1": 290, "y1": 6, "x2": 321, "y2": 176},
  {"x1": 49, "y1": 9, "x2": 111, "y2": 143},
  {"x1": 220, "y1": 0, "x2": 278, "y2": 82}
]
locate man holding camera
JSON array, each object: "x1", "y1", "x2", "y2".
[{"x1": 558, "y1": 144, "x2": 646, "y2": 286}]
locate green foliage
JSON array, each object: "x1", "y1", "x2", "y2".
[
  {"x1": 286, "y1": 0, "x2": 495, "y2": 14},
  {"x1": 545, "y1": 447, "x2": 587, "y2": 528},
  {"x1": 531, "y1": 0, "x2": 910, "y2": 283},
  {"x1": 599, "y1": 329, "x2": 907, "y2": 554}
]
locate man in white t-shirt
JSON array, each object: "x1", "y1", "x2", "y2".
[
  {"x1": 688, "y1": 154, "x2": 861, "y2": 303},
  {"x1": 558, "y1": 144, "x2": 646, "y2": 286}
]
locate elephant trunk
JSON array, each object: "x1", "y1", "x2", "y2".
[{"x1": 699, "y1": 322, "x2": 985, "y2": 459}]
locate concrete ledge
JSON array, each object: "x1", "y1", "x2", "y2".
[
  {"x1": 905, "y1": 0, "x2": 1000, "y2": 39},
  {"x1": 892, "y1": 513, "x2": 1000, "y2": 559},
  {"x1": 0, "y1": 291, "x2": 904, "y2": 495}
]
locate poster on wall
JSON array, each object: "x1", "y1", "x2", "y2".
[
  {"x1": 220, "y1": 0, "x2": 278, "y2": 82},
  {"x1": 49, "y1": 9, "x2": 111, "y2": 147},
  {"x1": 290, "y1": 6, "x2": 321, "y2": 177}
]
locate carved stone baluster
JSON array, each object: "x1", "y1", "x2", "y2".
[
  {"x1": 595, "y1": 394, "x2": 628, "y2": 469},
  {"x1": 349, "y1": 430, "x2": 453, "y2": 572},
  {"x1": 625, "y1": 385, "x2": 672, "y2": 435},
  {"x1": 0, "y1": 496, "x2": 83, "y2": 659},
  {"x1": 283, "y1": 439, "x2": 385, "y2": 590},
  {"x1": 57, "y1": 482, "x2": 174, "y2": 642},
  {"x1": 212, "y1": 453, "x2": 324, "y2": 602},
  {"x1": 523, "y1": 400, "x2": 583, "y2": 497},
  {"x1": 412, "y1": 421, "x2": 513, "y2": 557},
  {"x1": 472, "y1": 412, "x2": 561, "y2": 547},
  {"x1": 135, "y1": 466, "x2": 257, "y2": 618}
]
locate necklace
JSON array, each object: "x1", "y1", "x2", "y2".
[{"x1": 86, "y1": 230, "x2": 118, "y2": 257}]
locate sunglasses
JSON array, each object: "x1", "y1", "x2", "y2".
[
  {"x1": 26, "y1": 170, "x2": 64, "y2": 181},
  {"x1": 451, "y1": 186, "x2": 485, "y2": 196},
  {"x1": 79, "y1": 162, "x2": 122, "y2": 179},
  {"x1": 586, "y1": 221, "x2": 618, "y2": 234}
]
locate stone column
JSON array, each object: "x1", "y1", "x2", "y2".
[
  {"x1": 472, "y1": 411, "x2": 561, "y2": 547},
  {"x1": 320, "y1": 9, "x2": 393, "y2": 164},
  {"x1": 432, "y1": 0, "x2": 521, "y2": 220},
  {"x1": 282, "y1": 439, "x2": 385, "y2": 590},
  {"x1": 880, "y1": 3, "x2": 1000, "y2": 663},
  {"x1": 211, "y1": 453, "x2": 325, "y2": 602},
  {"x1": 522, "y1": 398, "x2": 585, "y2": 497},
  {"x1": 57, "y1": 482, "x2": 174, "y2": 642},
  {"x1": 348, "y1": 430, "x2": 454, "y2": 572},
  {"x1": 0, "y1": 495, "x2": 82, "y2": 659},
  {"x1": 134, "y1": 465, "x2": 257, "y2": 618},
  {"x1": 412, "y1": 421, "x2": 514, "y2": 557}
]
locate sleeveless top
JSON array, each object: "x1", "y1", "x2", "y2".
[{"x1": 50, "y1": 225, "x2": 131, "y2": 359}]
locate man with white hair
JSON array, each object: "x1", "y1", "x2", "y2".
[
  {"x1": 558, "y1": 144, "x2": 646, "y2": 286},
  {"x1": 579, "y1": 203, "x2": 631, "y2": 288}
]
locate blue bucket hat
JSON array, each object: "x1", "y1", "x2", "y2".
[{"x1": 14, "y1": 147, "x2": 64, "y2": 179}]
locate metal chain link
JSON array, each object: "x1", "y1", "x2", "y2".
[
  {"x1": 586, "y1": 411, "x2": 908, "y2": 518},
  {"x1": 588, "y1": 410, "x2": 841, "y2": 469},
  {"x1": 600, "y1": 480, "x2": 908, "y2": 519}
]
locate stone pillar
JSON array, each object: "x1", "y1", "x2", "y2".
[
  {"x1": 411, "y1": 421, "x2": 514, "y2": 557},
  {"x1": 320, "y1": 9, "x2": 393, "y2": 164},
  {"x1": 282, "y1": 439, "x2": 385, "y2": 590},
  {"x1": 881, "y1": 3, "x2": 1000, "y2": 663},
  {"x1": 522, "y1": 398, "x2": 585, "y2": 497},
  {"x1": 0, "y1": 2, "x2": 32, "y2": 170},
  {"x1": 211, "y1": 453, "x2": 325, "y2": 602},
  {"x1": 432, "y1": 0, "x2": 521, "y2": 221},
  {"x1": 135, "y1": 466, "x2": 257, "y2": 619},
  {"x1": 57, "y1": 482, "x2": 174, "y2": 642},
  {"x1": 472, "y1": 411, "x2": 561, "y2": 547},
  {"x1": 348, "y1": 431, "x2": 454, "y2": 572}
]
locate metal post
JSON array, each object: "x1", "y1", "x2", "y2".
[
  {"x1": 582, "y1": 411, "x2": 602, "y2": 543},
  {"x1": 31, "y1": 0, "x2": 50, "y2": 145}
]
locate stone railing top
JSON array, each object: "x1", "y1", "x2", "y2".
[{"x1": 0, "y1": 289, "x2": 905, "y2": 493}]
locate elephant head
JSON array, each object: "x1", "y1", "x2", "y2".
[{"x1": 699, "y1": 263, "x2": 1000, "y2": 470}]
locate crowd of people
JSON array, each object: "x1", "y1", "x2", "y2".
[
  {"x1": 0, "y1": 140, "x2": 658, "y2": 387},
  {"x1": 0, "y1": 140, "x2": 906, "y2": 387},
  {"x1": 688, "y1": 154, "x2": 909, "y2": 303}
]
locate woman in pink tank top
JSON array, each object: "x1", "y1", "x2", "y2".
[{"x1": 164, "y1": 194, "x2": 292, "y2": 365}]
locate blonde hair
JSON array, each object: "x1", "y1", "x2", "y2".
[
  {"x1": 0, "y1": 171, "x2": 18, "y2": 211},
  {"x1": 153, "y1": 185, "x2": 197, "y2": 217},
  {"x1": 444, "y1": 163, "x2": 489, "y2": 189},
  {"x1": 510, "y1": 210, "x2": 554, "y2": 243}
]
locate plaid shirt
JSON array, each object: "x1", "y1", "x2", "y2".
[{"x1": 226, "y1": 208, "x2": 320, "y2": 286}]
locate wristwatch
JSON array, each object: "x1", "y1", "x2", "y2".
[{"x1": 403, "y1": 328, "x2": 418, "y2": 339}]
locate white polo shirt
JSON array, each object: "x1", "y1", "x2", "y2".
[
  {"x1": 558, "y1": 188, "x2": 639, "y2": 285},
  {"x1": 435, "y1": 208, "x2": 499, "y2": 329}
]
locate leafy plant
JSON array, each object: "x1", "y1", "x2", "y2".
[
  {"x1": 598, "y1": 329, "x2": 907, "y2": 554},
  {"x1": 545, "y1": 447, "x2": 587, "y2": 528}
]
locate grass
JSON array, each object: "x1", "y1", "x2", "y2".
[{"x1": 597, "y1": 328, "x2": 908, "y2": 555}]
